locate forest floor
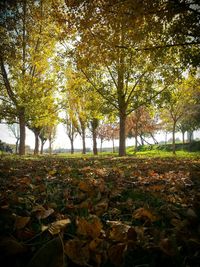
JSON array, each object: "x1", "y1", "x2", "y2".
[{"x1": 0, "y1": 155, "x2": 200, "y2": 267}]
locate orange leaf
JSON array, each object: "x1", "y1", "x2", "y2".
[
  {"x1": 133, "y1": 208, "x2": 157, "y2": 222},
  {"x1": 48, "y1": 219, "x2": 71, "y2": 235},
  {"x1": 76, "y1": 215, "x2": 102, "y2": 239},
  {"x1": 108, "y1": 243, "x2": 126, "y2": 267},
  {"x1": 64, "y1": 240, "x2": 90, "y2": 266},
  {"x1": 15, "y1": 216, "x2": 30, "y2": 229}
]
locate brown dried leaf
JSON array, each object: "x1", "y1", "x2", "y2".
[
  {"x1": 109, "y1": 222, "x2": 130, "y2": 242},
  {"x1": 64, "y1": 239, "x2": 90, "y2": 266},
  {"x1": 76, "y1": 215, "x2": 102, "y2": 239},
  {"x1": 159, "y1": 238, "x2": 176, "y2": 256},
  {"x1": 78, "y1": 180, "x2": 92, "y2": 192},
  {"x1": 108, "y1": 243, "x2": 126, "y2": 267},
  {"x1": 48, "y1": 218, "x2": 71, "y2": 235},
  {"x1": 15, "y1": 216, "x2": 30, "y2": 229},
  {"x1": 133, "y1": 207, "x2": 157, "y2": 222},
  {"x1": 32, "y1": 205, "x2": 54, "y2": 219}
]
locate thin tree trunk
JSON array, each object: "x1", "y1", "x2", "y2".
[
  {"x1": 70, "y1": 138, "x2": 74, "y2": 154},
  {"x1": 40, "y1": 142, "x2": 44, "y2": 154},
  {"x1": 150, "y1": 133, "x2": 158, "y2": 144},
  {"x1": 134, "y1": 122, "x2": 138, "y2": 152},
  {"x1": 100, "y1": 138, "x2": 103, "y2": 153},
  {"x1": 140, "y1": 135, "x2": 144, "y2": 146},
  {"x1": 119, "y1": 111, "x2": 126, "y2": 156},
  {"x1": 91, "y1": 118, "x2": 98, "y2": 155},
  {"x1": 112, "y1": 138, "x2": 115, "y2": 153},
  {"x1": 15, "y1": 139, "x2": 19, "y2": 154},
  {"x1": 172, "y1": 121, "x2": 176, "y2": 155},
  {"x1": 82, "y1": 127, "x2": 86, "y2": 154},
  {"x1": 19, "y1": 108, "x2": 26, "y2": 155},
  {"x1": 49, "y1": 136, "x2": 52, "y2": 154},
  {"x1": 34, "y1": 131, "x2": 39, "y2": 155},
  {"x1": 182, "y1": 131, "x2": 185, "y2": 144}
]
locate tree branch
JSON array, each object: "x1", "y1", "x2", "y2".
[
  {"x1": 116, "y1": 41, "x2": 200, "y2": 51},
  {"x1": 0, "y1": 57, "x2": 17, "y2": 105}
]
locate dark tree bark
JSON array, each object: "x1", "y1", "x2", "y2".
[
  {"x1": 70, "y1": 138, "x2": 74, "y2": 154},
  {"x1": 172, "y1": 121, "x2": 176, "y2": 155},
  {"x1": 119, "y1": 111, "x2": 126, "y2": 156},
  {"x1": 91, "y1": 118, "x2": 99, "y2": 155},
  {"x1": 19, "y1": 108, "x2": 26, "y2": 155},
  {"x1": 33, "y1": 129, "x2": 40, "y2": 155}
]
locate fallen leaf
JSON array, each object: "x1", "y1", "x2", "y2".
[
  {"x1": 15, "y1": 216, "x2": 30, "y2": 230},
  {"x1": 48, "y1": 218, "x2": 71, "y2": 235},
  {"x1": 109, "y1": 222, "x2": 130, "y2": 242},
  {"x1": 64, "y1": 239, "x2": 90, "y2": 266},
  {"x1": 32, "y1": 205, "x2": 54, "y2": 219},
  {"x1": 108, "y1": 243, "x2": 126, "y2": 267},
  {"x1": 133, "y1": 207, "x2": 157, "y2": 222},
  {"x1": 76, "y1": 215, "x2": 102, "y2": 239}
]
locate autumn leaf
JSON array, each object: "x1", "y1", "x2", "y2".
[
  {"x1": 76, "y1": 215, "x2": 102, "y2": 239},
  {"x1": 108, "y1": 243, "x2": 126, "y2": 267},
  {"x1": 159, "y1": 238, "x2": 176, "y2": 256},
  {"x1": 48, "y1": 218, "x2": 71, "y2": 235},
  {"x1": 15, "y1": 216, "x2": 30, "y2": 229},
  {"x1": 133, "y1": 207, "x2": 157, "y2": 223},
  {"x1": 32, "y1": 205, "x2": 54, "y2": 219},
  {"x1": 64, "y1": 239, "x2": 90, "y2": 266},
  {"x1": 108, "y1": 221, "x2": 130, "y2": 242},
  {"x1": 78, "y1": 180, "x2": 92, "y2": 192}
]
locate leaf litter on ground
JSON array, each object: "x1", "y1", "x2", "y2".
[{"x1": 0, "y1": 156, "x2": 200, "y2": 267}]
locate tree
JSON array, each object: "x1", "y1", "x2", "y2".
[
  {"x1": 0, "y1": 0, "x2": 58, "y2": 155},
  {"x1": 60, "y1": 0, "x2": 181, "y2": 156},
  {"x1": 126, "y1": 106, "x2": 159, "y2": 151},
  {"x1": 160, "y1": 75, "x2": 198, "y2": 154},
  {"x1": 63, "y1": 113, "x2": 78, "y2": 154},
  {"x1": 8, "y1": 123, "x2": 20, "y2": 153}
]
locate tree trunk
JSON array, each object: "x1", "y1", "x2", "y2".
[
  {"x1": 165, "y1": 132, "x2": 167, "y2": 145},
  {"x1": 15, "y1": 139, "x2": 19, "y2": 154},
  {"x1": 39, "y1": 137, "x2": 46, "y2": 154},
  {"x1": 70, "y1": 138, "x2": 74, "y2": 154},
  {"x1": 140, "y1": 135, "x2": 144, "y2": 146},
  {"x1": 82, "y1": 127, "x2": 86, "y2": 154},
  {"x1": 34, "y1": 131, "x2": 40, "y2": 155},
  {"x1": 182, "y1": 131, "x2": 185, "y2": 144},
  {"x1": 172, "y1": 121, "x2": 176, "y2": 155},
  {"x1": 40, "y1": 142, "x2": 44, "y2": 154},
  {"x1": 150, "y1": 133, "x2": 158, "y2": 144},
  {"x1": 19, "y1": 108, "x2": 26, "y2": 155},
  {"x1": 100, "y1": 138, "x2": 103, "y2": 153},
  {"x1": 134, "y1": 122, "x2": 138, "y2": 152},
  {"x1": 49, "y1": 136, "x2": 52, "y2": 154},
  {"x1": 112, "y1": 138, "x2": 115, "y2": 153},
  {"x1": 91, "y1": 118, "x2": 98, "y2": 155},
  {"x1": 119, "y1": 111, "x2": 126, "y2": 156}
]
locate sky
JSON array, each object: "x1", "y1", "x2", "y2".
[{"x1": 1, "y1": 123, "x2": 199, "y2": 151}]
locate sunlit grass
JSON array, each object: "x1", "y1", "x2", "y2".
[
  {"x1": 134, "y1": 149, "x2": 200, "y2": 158},
  {"x1": 1, "y1": 148, "x2": 200, "y2": 159}
]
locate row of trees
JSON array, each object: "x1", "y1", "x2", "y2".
[{"x1": 0, "y1": 0, "x2": 200, "y2": 156}]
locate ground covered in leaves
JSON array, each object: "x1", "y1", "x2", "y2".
[{"x1": 0, "y1": 156, "x2": 200, "y2": 267}]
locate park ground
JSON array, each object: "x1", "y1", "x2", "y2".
[{"x1": 0, "y1": 152, "x2": 200, "y2": 267}]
